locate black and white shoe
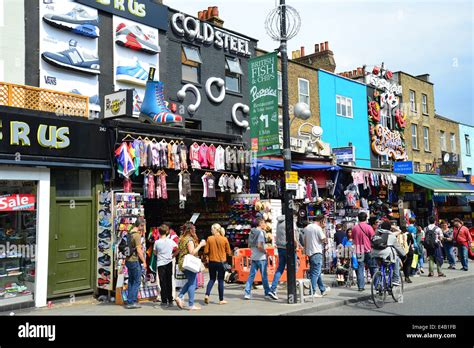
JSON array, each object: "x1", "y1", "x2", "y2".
[{"x1": 268, "y1": 291, "x2": 279, "y2": 300}]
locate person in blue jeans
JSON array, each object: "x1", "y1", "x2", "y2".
[
  {"x1": 175, "y1": 222, "x2": 206, "y2": 311},
  {"x1": 124, "y1": 218, "x2": 147, "y2": 309},
  {"x1": 303, "y1": 215, "x2": 330, "y2": 297},
  {"x1": 269, "y1": 215, "x2": 300, "y2": 300},
  {"x1": 441, "y1": 222, "x2": 456, "y2": 269},
  {"x1": 244, "y1": 218, "x2": 271, "y2": 300}
]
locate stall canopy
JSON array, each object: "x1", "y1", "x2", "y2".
[
  {"x1": 456, "y1": 182, "x2": 474, "y2": 201},
  {"x1": 406, "y1": 174, "x2": 474, "y2": 196},
  {"x1": 250, "y1": 159, "x2": 340, "y2": 193}
]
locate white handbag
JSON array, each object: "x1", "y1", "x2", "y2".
[{"x1": 183, "y1": 254, "x2": 202, "y2": 273}]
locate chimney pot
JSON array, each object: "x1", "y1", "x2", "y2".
[
  {"x1": 198, "y1": 11, "x2": 203, "y2": 20},
  {"x1": 202, "y1": 10, "x2": 207, "y2": 19},
  {"x1": 300, "y1": 46, "x2": 305, "y2": 57},
  {"x1": 325, "y1": 41, "x2": 329, "y2": 51},
  {"x1": 314, "y1": 44, "x2": 319, "y2": 53},
  {"x1": 212, "y1": 6, "x2": 219, "y2": 17}
]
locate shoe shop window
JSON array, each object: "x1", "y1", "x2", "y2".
[
  {"x1": 182, "y1": 45, "x2": 202, "y2": 84},
  {"x1": 0, "y1": 180, "x2": 37, "y2": 305},
  {"x1": 54, "y1": 169, "x2": 92, "y2": 197},
  {"x1": 225, "y1": 57, "x2": 243, "y2": 93}
]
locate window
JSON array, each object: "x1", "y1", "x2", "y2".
[
  {"x1": 298, "y1": 78, "x2": 310, "y2": 105},
  {"x1": 54, "y1": 170, "x2": 91, "y2": 197},
  {"x1": 410, "y1": 90, "x2": 416, "y2": 112},
  {"x1": 414, "y1": 162, "x2": 421, "y2": 172},
  {"x1": 423, "y1": 126, "x2": 430, "y2": 151},
  {"x1": 466, "y1": 135, "x2": 471, "y2": 156},
  {"x1": 425, "y1": 163, "x2": 431, "y2": 172},
  {"x1": 450, "y1": 133, "x2": 456, "y2": 152},
  {"x1": 381, "y1": 110, "x2": 392, "y2": 128},
  {"x1": 440, "y1": 131, "x2": 446, "y2": 151},
  {"x1": 422, "y1": 94, "x2": 428, "y2": 114},
  {"x1": 225, "y1": 56, "x2": 243, "y2": 93},
  {"x1": 277, "y1": 71, "x2": 282, "y2": 105},
  {"x1": 467, "y1": 168, "x2": 472, "y2": 175},
  {"x1": 185, "y1": 119, "x2": 201, "y2": 130},
  {"x1": 181, "y1": 45, "x2": 202, "y2": 83},
  {"x1": 336, "y1": 95, "x2": 353, "y2": 118},
  {"x1": 411, "y1": 124, "x2": 418, "y2": 149}
]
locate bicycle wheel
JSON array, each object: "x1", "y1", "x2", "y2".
[
  {"x1": 391, "y1": 268, "x2": 404, "y2": 303},
  {"x1": 371, "y1": 271, "x2": 386, "y2": 308}
]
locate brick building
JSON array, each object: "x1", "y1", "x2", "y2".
[{"x1": 434, "y1": 114, "x2": 461, "y2": 175}]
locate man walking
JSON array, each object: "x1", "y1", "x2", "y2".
[
  {"x1": 268, "y1": 215, "x2": 301, "y2": 300},
  {"x1": 351, "y1": 212, "x2": 376, "y2": 291},
  {"x1": 453, "y1": 218, "x2": 472, "y2": 271},
  {"x1": 303, "y1": 215, "x2": 330, "y2": 298},
  {"x1": 424, "y1": 217, "x2": 445, "y2": 277},
  {"x1": 125, "y1": 218, "x2": 147, "y2": 309},
  {"x1": 244, "y1": 218, "x2": 271, "y2": 300}
]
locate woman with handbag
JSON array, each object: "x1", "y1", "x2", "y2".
[
  {"x1": 204, "y1": 224, "x2": 232, "y2": 305},
  {"x1": 176, "y1": 222, "x2": 206, "y2": 311}
]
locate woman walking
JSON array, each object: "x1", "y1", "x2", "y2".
[
  {"x1": 175, "y1": 222, "x2": 206, "y2": 311},
  {"x1": 204, "y1": 224, "x2": 232, "y2": 305},
  {"x1": 441, "y1": 221, "x2": 456, "y2": 269}
]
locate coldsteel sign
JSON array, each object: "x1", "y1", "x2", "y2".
[
  {"x1": 0, "y1": 194, "x2": 36, "y2": 211},
  {"x1": 171, "y1": 13, "x2": 251, "y2": 57}
]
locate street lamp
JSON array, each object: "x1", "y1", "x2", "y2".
[{"x1": 265, "y1": 0, "x2": 301, "y2": 304}]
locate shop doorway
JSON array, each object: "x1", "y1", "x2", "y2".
[{"x1": 48, "y1": 170, "x2": 96, "y2": 297}]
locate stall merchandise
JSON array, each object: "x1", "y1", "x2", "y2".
[{"x1": 97, "y1": 191, "x2": 113, "y2": 291}]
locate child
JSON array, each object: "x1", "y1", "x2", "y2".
[{"x1": 154, "y1": 225, "x2": 179, "y2": 307}]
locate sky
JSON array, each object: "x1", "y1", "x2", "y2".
[{"x1": 168, "y1": 0, "x2": 473, "y2": 126}]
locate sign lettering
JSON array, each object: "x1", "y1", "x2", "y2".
[
  {"x1": 0, "y1": 194, "x2": 36, "y2": 211},
  {"x1": 371, "y1": 124, "x2": 407, "y2": 160}
]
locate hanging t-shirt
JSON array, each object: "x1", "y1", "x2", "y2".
[
  {"x1": 190, "y1": 143, "x2": 201, "y2": 169},
  {"x1": 227, "y1": 175, "x2": 236, "y2": 193},
  {"x1": 235, "y1": 176, "x2": 243, "y2": 194},
  {"x1": 178, "y1": 172, "x2": 191, "y2": 201},
  {"x1": 218, "y1": 175, "x2": 228, "y2": 192},
  {"x1": 296, "y1": 178, "x2": 306, "y2": 200},
  {"x1": 215, "y1": 146, "x2": 226, "y2": 171},
  {"x1": 202, "y1": 174, "x2": 217, "y2": 198},
  {"x1": 207, "y1": 144, "x2": 216, "y2": 170},
  {"x1": 199, "y1": 143, "x2": 209, "y2": 168}
]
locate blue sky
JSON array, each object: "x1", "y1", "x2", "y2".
[{"x1": 169, "y1": 0, "x2": 473, "y2": 126}]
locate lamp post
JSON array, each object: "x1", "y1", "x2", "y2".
[{"x1": 265, "y1": 1, "x2": 301, "y2": 304}]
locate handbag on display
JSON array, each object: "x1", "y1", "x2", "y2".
[{"x1": 183, "y1": 254, "x2": 202, "y2": 273}]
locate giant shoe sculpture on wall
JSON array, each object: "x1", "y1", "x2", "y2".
[{"x1": 139, "y1": 80, "x2": 184, "y2": 127}]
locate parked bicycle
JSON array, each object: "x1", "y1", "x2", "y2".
[{"x1": 371, "y1": 258, "x2": 404, "y2": 308}]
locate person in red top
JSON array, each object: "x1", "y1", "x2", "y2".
[
  {"x1": 453, "y1": 218, "x2": 472, "y2": 271},
  {"x1": 351, "y1": 212, "x2": 377, "y2": 291}
]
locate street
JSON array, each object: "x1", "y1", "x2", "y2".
[{"x1": 309, "y1": 277, "x2": 474, "y2": 316}]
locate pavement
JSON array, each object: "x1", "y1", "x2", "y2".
[{"x1": 2, "y1": 261, "x2": 473, "y2": 316}]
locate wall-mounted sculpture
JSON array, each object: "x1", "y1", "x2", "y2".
[{"x1": 177, "y1": 83, "x2": 201, "y2": 114}]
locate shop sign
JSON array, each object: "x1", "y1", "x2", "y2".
[
  {"x1": 333, "y1": 146, "x2": 355, "y2": 164},
  {"x1": 171, "y1": 13, "x2": 251, "y2": 57},
  {"x1": 371, "y1": 125, "x2": 407, "y2": 161},
  {"x1": 365, "y1": 73, "x2": 402, "y2": 96},
  {"x1": 104, "y1": 90, "x2": 133, "y2": 119},
  {"x1": 400, "y1": 182, "x2": 414, "y2": 193},
  {"x1": 439, "y1": 152, "x2": 460, "y2": 176},
  {"x1": 75, "y1": 0, "x2": 168, "y2": 31},
  {"x1": 249, "y1": 52, "x2": 280, "y2": 156},
  {"x1": 0, "y1": 194, "x2": 35, "y2": 211},
  {"x1": 394, "y1": 161, "x2": 413, "y2": 175},
  {"x1": 285, "y1": 171, "x2": 298, "y2": 184}
]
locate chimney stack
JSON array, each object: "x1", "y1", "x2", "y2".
[
  {"x1": 314, "y1": 43, "x2": 319, "y2": 53},
  {"x1": 293, "y1": 39, "x2": 336, "y2": 72},
  {"x1": 325, "y1": 41, "x2": 329, "y2": 51},
  {"x1": 199, "y1": 6, "x2": 224, "y2": 27},
  {"x1": 300, "y1": 46, "x2": 305, "y2": 57}
]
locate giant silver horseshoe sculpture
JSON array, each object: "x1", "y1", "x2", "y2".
[
  {"x1": 177, "y1": 84, "x2": 201, "y2": 114},
  {"x1": 232, "y1": 103, "x2": 250, "y2": 129}
]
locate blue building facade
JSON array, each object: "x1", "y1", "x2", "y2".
[
  {"x1": 459, "y1": 123, "x2": 474, "y2": 176},
  {"x1": 318, "y1": 70, "x2": 371, "y2": 168}
]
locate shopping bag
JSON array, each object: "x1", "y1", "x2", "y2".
[
  {"x1": 411, "y1": 253, "x2": 419, "y2": 269},
  {"x1": 183, "y1": 254, "x2": 202, "y2": 273}
]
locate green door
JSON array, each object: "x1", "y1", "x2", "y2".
[{"x1": 48, "y1": 200, "x2": 94, "y2": 296}]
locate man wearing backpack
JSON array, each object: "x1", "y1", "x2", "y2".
[
  {"x1": 352, "y1": 212, "x2": 376, "y2": 291},
  {"x1": 124, "y1": 218, "x2": 147, "y2": 309},
  {"x1": 371, "y1": 221, "x2": 406, "y2": 286},
  {"x1": 424, "y1": 217, "x2": 445, "y2": 277},
  {"x1": 453, "y1": 218, "x2": 472, "y2": 271}
]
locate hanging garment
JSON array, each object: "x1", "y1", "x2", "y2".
[
  {"x1": 344, "y1": 184, "x2": 359, "y2": 207},
  {"x1": 156, "y1": 175, "x2": 162, "y2": 199},
  {"x1": 207, "y1": 144, "x2": 216, "y2": 170},
  {"x1": 143, "y1": 174, "x2": 148, "y2": 198},
  {"x1": 311, "y1": 179, "x2": 319, "y2": 199},
  {"x1": 295, "y1": 178, "x2": 306, "y2": 200},
  {"x1": 115, "y1": 142, "x2": 136, "y2": 178},
  {"x1": 265, "y1": 179, "x2": 277, "y2": 198},
  {"x1": 168, "y1": 142, "x2": 174, "y2": 169},
  {"x1": 123, "y1": 177, "x2": 132, "y2": 193},
  {"x1": 214, "y1": 145, "x2": 226, "y2": 171},
  {"x1": 228, "y1": 175, "x2": 236, "y2": 193},
  {"x1": 190, "y1": 143, "x2": 201, "y2": 169},
  {"x1": 199, "y1": 143, "x2": 209, "y2": 168},
  {"x1": 230, "y1": 147, "x2": 238, "y2": 172},
  {"x1": 218, "y1": 174, "x2": 228, "y2": 192},
  {"x1": 225, "y1": 146, "x2": 232, "y2": 171},
  {"x1": 131, "y1": 139, "x2": 141, "y2": 176},
  {"x1": 148, "y1": 174, "x2": 155, "y2": 199},
  {"x1": 151, "y1": 142, "x2": 160, "y2": 167},
  {"x1": 145, "y1": 141, "x2": 153, "y2": 168},
  {"x1": 361, "y1": 197, "x2": 369, "y2": 210},
  {"x1": 258, "y1": 177, "x2": 266, "y2": 196},
  {"x1": 158, "y1": 141, "x2": 168, "y2": 168},
  {"x1": 235, "y1": 176, "x2": 243, "y2": 194},
  {"x1": 237, "y1": 148, "x2": 246, "y2": 173},
  {"x1": 178, "y1": 143, "x2": 188, "y2": 170},
  {"x1": 202, "y1": 174, "x2": 217, "y2": 198},
  {"x1": 172, "y1": 142, "x2": 179, "y2": 170},
  {"x1": 161, "y1": 173, "x2": 168, "y2": 199},
  {"x1": 138, "y1": 140, "x2": 146, "y2": 167},
  {"x1": 178, "y1": 172, "x2": 191, "y2": 201},
  {"x1": 306, "y1": 181, "x2": 312, "y2": 201}
]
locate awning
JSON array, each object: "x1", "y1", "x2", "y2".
[
  {"x1": 406, "y1": 174, "x2": 474, "y2": 196},
  {"x1": 456, "y1": 182, "x2": 474, "y2": 201}
]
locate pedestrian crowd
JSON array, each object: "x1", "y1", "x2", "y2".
[{"x1": 121, "y1": 214, "x2": 472, "y2": 310}]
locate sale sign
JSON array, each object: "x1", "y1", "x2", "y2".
[{"x1": 0, "y1": 194, "x2": 36, "y2": 211}]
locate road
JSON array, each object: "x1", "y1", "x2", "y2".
[{"x1": 307, "y1": 278, "x2": 474, "y2": 316}]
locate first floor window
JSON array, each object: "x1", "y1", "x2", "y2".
[
  {"x1": 414, "y1": 162, "x2": 421, "y2": 172},
  {"x1": 423, "y1": 126, "x2": 430, "y2": 151},
  {"x1": 411, "y1": 124, "x2": 418, "y2": 149},
  {"x1": 225, "y1": 56, "x2": 243, "y2": 93},
  {"x1": 466, "y1": 135, "x2": 471, "y2": 156},
  {"x1": 298, "y1": 78, "x2": 310, "y2": 105},
  {"x1": 336, "y1": 95, "x2": 353, "y2": 118},
  {"x1": 182, "y1": 45, "x2": 202, "y2": 83}
]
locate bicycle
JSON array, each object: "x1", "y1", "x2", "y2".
[{"x1": 371, "y1": 258, "x2": 404, "y2": 308}]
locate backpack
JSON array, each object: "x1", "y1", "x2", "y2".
[
  {"x1": 371, "y1": 233, "x2": 389, "y2": 250},
  {"x1": 118, "y1": 232, "x2": 137, "y2": 257},
  {"x1": 423, "y1": 227, "x2": 437, "y2": 250}
]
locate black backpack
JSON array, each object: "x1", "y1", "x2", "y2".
[
  {"x1": 424, "y1": 227, "x2": 437, "y2": 250},
  {"x1": 118, "y1": 232, "x2": 136, "y2": 257},
  {"x1": 371, "y1": 233, "x2": 389, "y2": 250}
]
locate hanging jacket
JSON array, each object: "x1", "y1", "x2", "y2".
[
  {"x1": 215, "y1": 145, "x2": 226, "y2": 171},
  {"x1": 199, "y1": 143, "x2": 209, "y2": 168},
  {"x1": 218, "y1": 175, "x2": 228, "y2": 192},
  {"x1": 207, "y1": 144, "x2": 216, "y2": 170},
  {"x1": 225, "y1": 146, "x2": 232, "y2": 171},
  {"x1": 235, "y1": 176, "x2": 243, "y2": 194}
]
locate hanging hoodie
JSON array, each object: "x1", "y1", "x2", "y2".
[
  {"x1": 190, "y1": 143, "x2": 201, "y2": 169},
  {"x1": 214, "y1": 145, "x2": 225, "y2": 171},
  {"x1": 218, "y1": 175, "x2": 228, "y2": 192},
  {"x1": 199, "y1": 143, "x2": 209, "y2": 168},
  {"x1": 225, "y1": 146, "x2": 232, "y2": 171},
  {"x1": 207, "y1": 144, "x2": 216, "y2": 170},
  {"x1": 227, "y1": 175, "x2": 236, "y2": 193},
  {"x1": 235, "y1": 176, "x2": 243, "y2": 194}
]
